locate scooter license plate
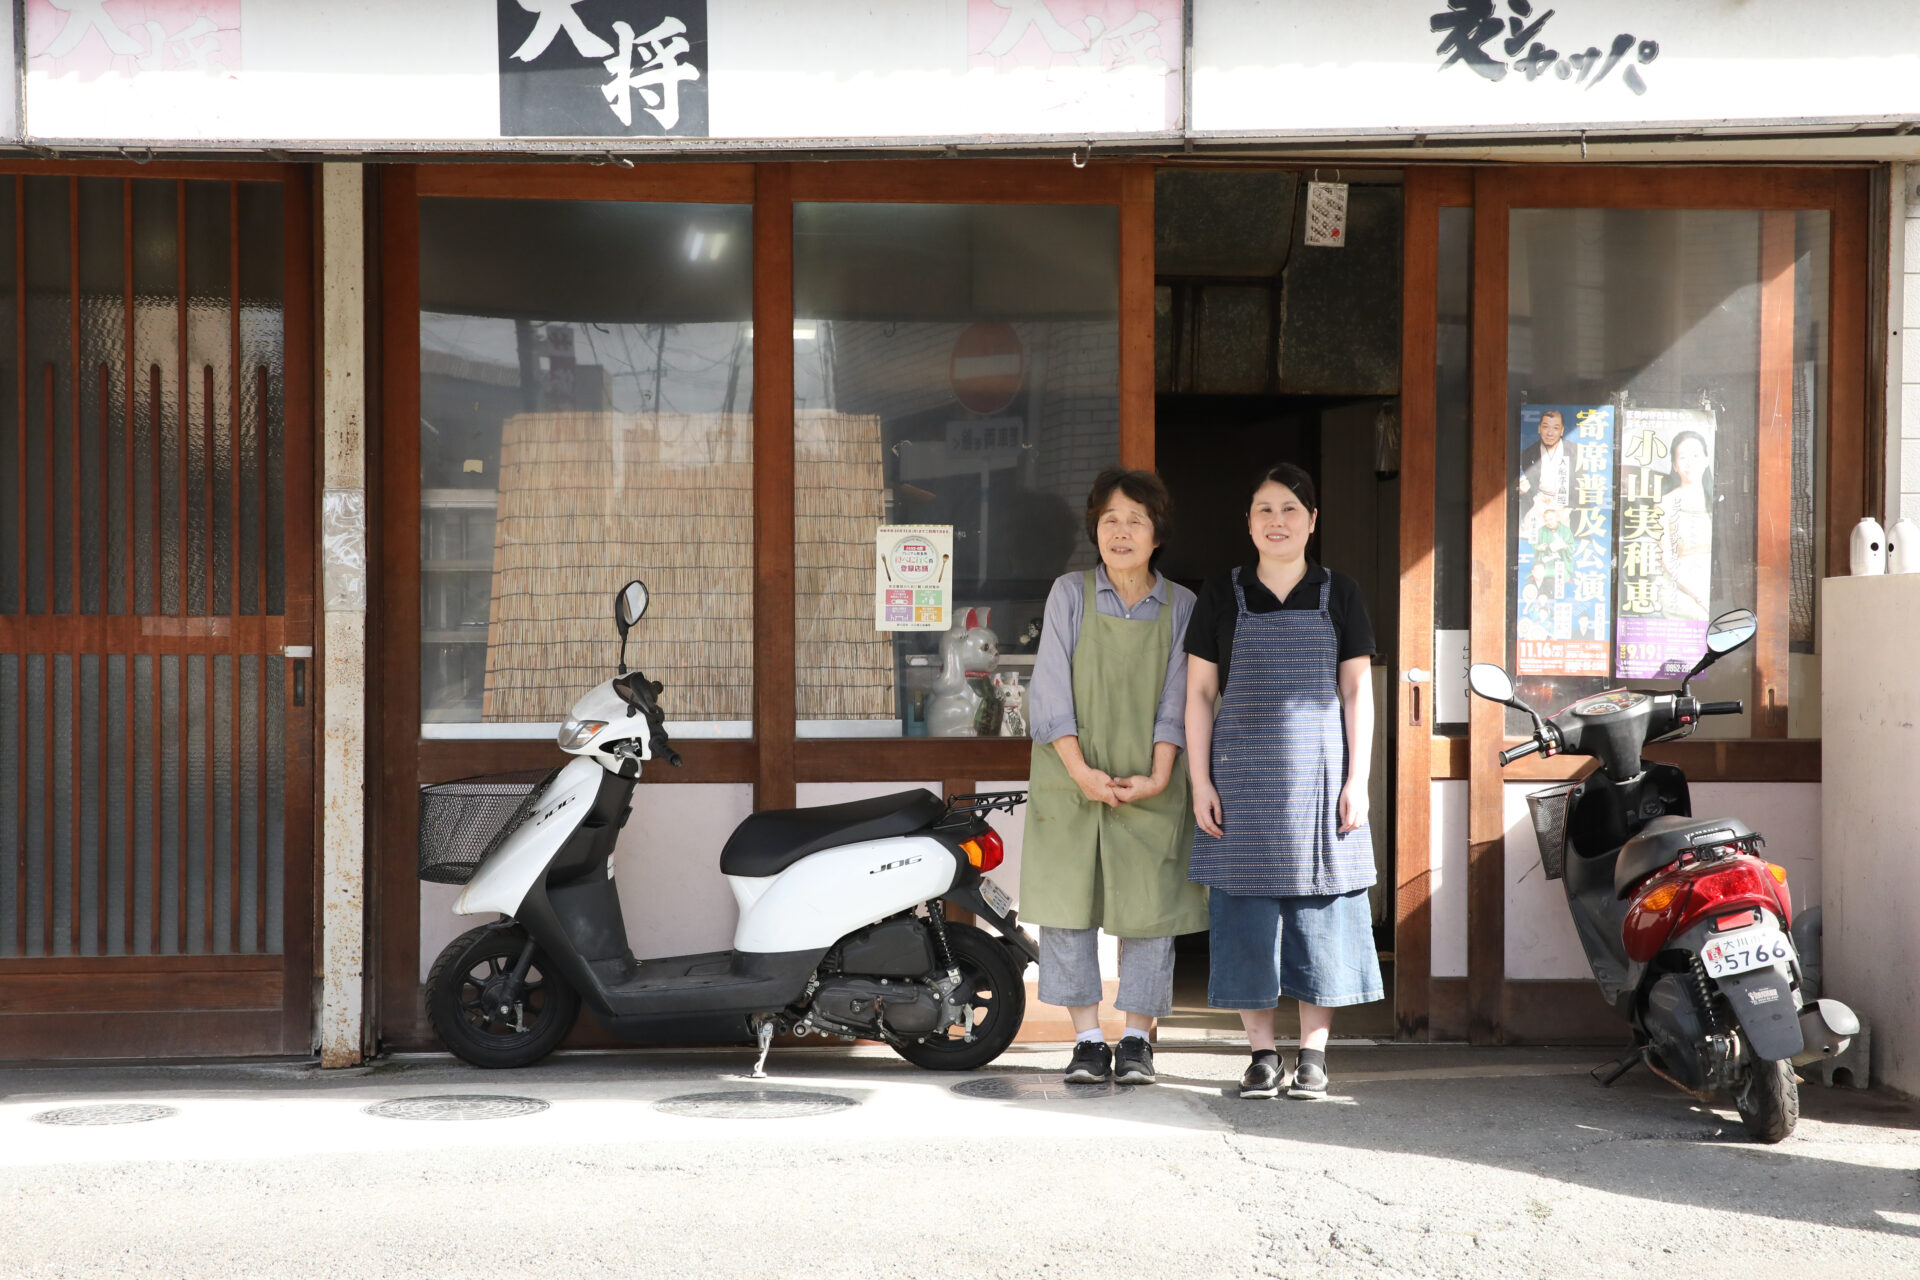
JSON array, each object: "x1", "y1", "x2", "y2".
[
  {"x1": 980, "y1": 876, "x2": 1014, "y2": 918},
  {"x1": 1699, "y1": 923, "x2": 1790, "y2": 980}
]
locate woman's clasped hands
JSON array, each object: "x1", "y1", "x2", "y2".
[{"x1": 1067, "y1": 762, "x2": 1167, "y2": 809}]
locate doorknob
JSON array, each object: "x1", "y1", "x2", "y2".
[
  {"x1": 1405, "y1": 668, "x2": 1431, "y2": 683},
  {"x1": 1404, "y1": 668, "x2": 1429, "y2": 726}
]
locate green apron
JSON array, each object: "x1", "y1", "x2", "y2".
[{"x1": 1019, "y1": 571, "x2": 1208, "y2": 938}]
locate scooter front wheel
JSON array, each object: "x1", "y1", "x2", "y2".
[
  {"x1": 426, "y1": 923, "x2": 580, "y2": 1069},
  {"x1": 1732, "y1": 1057, "x2": 1798, "y2": 1143},
  {"x1": 890, "y1": 922, "x2": 1026, "y2": 1073}
]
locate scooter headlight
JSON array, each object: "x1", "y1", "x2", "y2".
[{"x1": 557, "y1": 717, "x2": 607, "y2": 751}]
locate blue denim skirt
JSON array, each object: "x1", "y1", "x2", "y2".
[{"x1": 1207, "y1": 888, "x2": 1384, "y2": 1010}]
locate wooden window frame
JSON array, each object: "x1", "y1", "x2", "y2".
[
  {"x1": 1459, "y1": 166, "x2": 1869, "y2": 1045},
  {"x1": 374, "y1": 159, "x2": 1151, "y2": 1046}
]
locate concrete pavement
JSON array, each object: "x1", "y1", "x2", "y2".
[{"x1": 1, "y1": 1043, "x2": 1916, "y2": 1279}]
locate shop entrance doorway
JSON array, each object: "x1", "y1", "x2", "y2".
[{"x1": 1151, "y1": 169, "x2": 1403, "y2": 1044}]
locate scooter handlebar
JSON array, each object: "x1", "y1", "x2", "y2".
[
  {"x1": 1498, "y1": 738, "x2": 1544, "y2": 766},
  {"x1": 1698, "y1": 700, "x2": 1743, "y2": 716}
]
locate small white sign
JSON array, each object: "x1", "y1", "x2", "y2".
[
  {"x1": 1305, "y1": 181, "x2": 1348, "y2": 247},
  {"x1": 876, "y1": 524, "x2": 954, "y2": 632}
]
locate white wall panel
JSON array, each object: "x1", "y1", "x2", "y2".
[{"x1": 1430, "y1": 778, "x2": 1467, "y2": 978}]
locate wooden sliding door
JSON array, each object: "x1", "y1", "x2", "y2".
[{"x1": 0, "y1": 163, "x2": 315, "y2": 1059}]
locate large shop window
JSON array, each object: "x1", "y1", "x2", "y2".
[
  {"x1": 791, "y1": 202, "x2": 1120, "y2": 737},
  {"x1": 419, "y1": 198, "x2": 753, "y2": 735},
  {"x1": 1506, "y1": 209, "x2": 1828, "y2": 739}
]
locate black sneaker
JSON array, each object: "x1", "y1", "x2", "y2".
[
  {"x1": 1288, "y1": 1055, "x2": 1330, "y2": 1099},
  {"x1": 1239, "y1": 1057, "x2": 1281, "y2": 1100},
  {"x1": 1114, "y1": 1036, "x2": 1156, "y2": 1085},
  {"x1": 1064, "y1": 1040, "x2": 1112, "y2": 1084}
]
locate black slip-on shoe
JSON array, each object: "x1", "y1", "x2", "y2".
[
  {"x1": 1239, "y1": 1058, "x2": 1281, "y2": 1099},
  {"x1": 1288, "y1": 1056, "x2": 1330, "y2": 1099},
  {"x1": 1065, "y1": 1039, "x2": 1112, "y2": 1084},
  {"x1": 1114, "y1": 1037, "x2": 1156, "y2": 1085}
]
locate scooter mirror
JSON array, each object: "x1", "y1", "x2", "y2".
[
  {"x1": 1468, "y1": 662, "x2": 1516, "y2": 705},
  {"x1": 1705, "y1": 607, "x2": 1757, "y2": 654},
  {"x1": 614, "y1": 579, "x2": 650, "y2": 635}
]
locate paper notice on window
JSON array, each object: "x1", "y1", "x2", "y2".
[
  {"x1": 1615, "y1": 408, "x2": 1717, "y2": 678},
  {"x1": 1514, "y1": 404, "x2": 1614, "y2": 678},
  {"x1": 876, "y1": 524, "x2": 953, "y2": 631}
]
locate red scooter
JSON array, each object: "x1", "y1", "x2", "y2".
[{"x1": 1468, "y1": 608, "x2": 1857, "y2": 1143}]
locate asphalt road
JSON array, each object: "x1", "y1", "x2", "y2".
[{"x1": 2, "y1": 1043, "x2": 1916, "y2": 1279}]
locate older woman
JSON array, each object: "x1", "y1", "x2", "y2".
[
  {"x1": 1020, "y1": 467, "x2": 1208, "y2": 1087},
  {"x1": 1184, "y1": 462, "x2": 1381, "y2": 1101}
]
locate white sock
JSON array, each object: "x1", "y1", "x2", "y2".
[
  {"x1": 1121, "y1": 1028, "x2": 1152, "y2": 1043},
  {"x1": 1074, "y1": 1027, "x2": 1106, "y2": 1045}
]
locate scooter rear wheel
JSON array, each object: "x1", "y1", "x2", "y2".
[
  {"x1": 1732, "y1": 1057, "x2": 1798, "y2": 1144},
  {"x1": 890, "y1": 922, "x2": 1026, "y2": 1073},
  {"x1": 427, "y1": 923, "x2": 580, "y2": 1069}
]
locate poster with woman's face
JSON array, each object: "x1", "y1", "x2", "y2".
[{"x1": 1615, "y1": 407, "x2": 1717, "y2": 679}]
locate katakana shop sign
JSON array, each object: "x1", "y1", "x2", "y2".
[
  {"x1": 1429, "y1": 0, "x2": 1658, "y2": 93},
  {"x1": 498, "y1": 0, "x2": 708, "y2": 137}
]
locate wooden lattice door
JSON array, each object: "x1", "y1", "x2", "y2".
[{"x1": 0, "y1": 166, "x2": 313, "y2": 1059}]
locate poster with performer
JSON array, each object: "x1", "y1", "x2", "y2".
[
  {"x1": 1514, "y1": 404, "x2": 1615, "y2": 677},
  {"x1": 1615, "y1": 407, "x2": 1717, "y2": 678},
  {"x1": 875, "y1": 524, "x2": 953, "y2": 631}
]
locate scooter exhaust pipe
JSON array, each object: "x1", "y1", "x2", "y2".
[{"x1": 1790, "y1": 998, "x2": 1859, "y2": 1067}]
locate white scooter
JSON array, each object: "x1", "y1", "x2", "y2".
[{"x1": 422, "y1": 579, "x2": 1037, "y2": 1076}]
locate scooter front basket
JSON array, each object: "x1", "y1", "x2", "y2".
[
  {"x1": 1525, "y1": 781, "x2": 1583, "y2": 881},
  {"x1": 417, "y1": 768, "x2": 560, "y2": 885}
]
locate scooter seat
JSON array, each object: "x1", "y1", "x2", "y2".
[
  {"x1": 1615, "y1": 815, "x2": 1757, "y2": 898},
  {"x1": 719, "y1": 788, "x2": 947, "y2": 878}
]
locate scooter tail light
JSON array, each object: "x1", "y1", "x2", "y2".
[
  {"x1": 1623, "y1": 877, "x2": 1692, "y2": 963},
  {"x1": 1671, "y1": 859, "x2": 1791, "y2": 938},
  {"x1": 961, "y1": 829, "x2": 1004, "y2": 874}
]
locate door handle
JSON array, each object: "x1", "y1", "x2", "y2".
[
  {"x1": 1405, "y1": 668, "x2": 1429, "y2": 727},
  {"x1": 284, "y1": 646, "x2": 313, "y2": 707}
]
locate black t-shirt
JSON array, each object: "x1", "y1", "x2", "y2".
[{"x1": 1182, "y1": 561, "x2": 1377, "y2": 689}]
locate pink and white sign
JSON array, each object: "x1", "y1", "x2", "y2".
[
  {"x1": 968, "y1": 0, "x2": 1181, "y2": 129},
  {"x1": 27, "y1": 0, "x2": 240, "y2": 82},
  {"x1": 969, "y1": 0, "x2": 1179, "y2": 73}
]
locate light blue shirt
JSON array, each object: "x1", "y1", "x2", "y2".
[{"x1": 1027, "y1": 565, "x2": 1196, "y2": 751}]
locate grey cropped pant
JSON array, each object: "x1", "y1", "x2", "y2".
[{"x1": 1036, "y1": 926, "x2": 1177, "y2": 1018}]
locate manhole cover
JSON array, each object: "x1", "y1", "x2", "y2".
[
  {"x1": 32, "y1": 1103, "x2": 178, "y2": 1126},
  {"x1": 363, "y1": 1095, "x2": 549, "y2": 1122},
  {"x1": 653, "y1": 1090, "x2": 858, "y2": 1120},
  {"x1": 950, "y1": 1075, "x2": 1133, "y2": 1102}
]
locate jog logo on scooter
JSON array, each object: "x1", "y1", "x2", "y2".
[{"x1": 870, "y1": 856, "x2": 924, "y2": 875}]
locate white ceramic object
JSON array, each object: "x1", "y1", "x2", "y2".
[
  {"x1": 927, "y1": 619, "x2": 999, "y2": 737},
  {"x1": 1890, "y1": 518, "x2": 1920, "y2": 575},
  {"x1": 1851, "y1": 517, "x2": 1887, "y2": 576}
]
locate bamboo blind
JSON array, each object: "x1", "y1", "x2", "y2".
[{"x1": 481, "y1": 409, "x2": 894, "y2": 722}]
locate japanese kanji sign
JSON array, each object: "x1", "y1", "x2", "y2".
[
  {"x1": 498, "y1": 0, "x2": 707, "y2": 138},
  {"x1": 1614, "y1": 407, "x2": 1717, "y2": 679},
  {"x1": 1514, "y1": 404, "x2": 1613, "y2": 679}
]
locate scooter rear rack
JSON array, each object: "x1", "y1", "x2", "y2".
[{"x1": 939, "y1": 791, "x2": 1028, "y2": 822}]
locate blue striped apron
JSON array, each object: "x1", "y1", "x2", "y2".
[{"x1": 1189, "y1": 569, "x2": 1375, "y2": 897}]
